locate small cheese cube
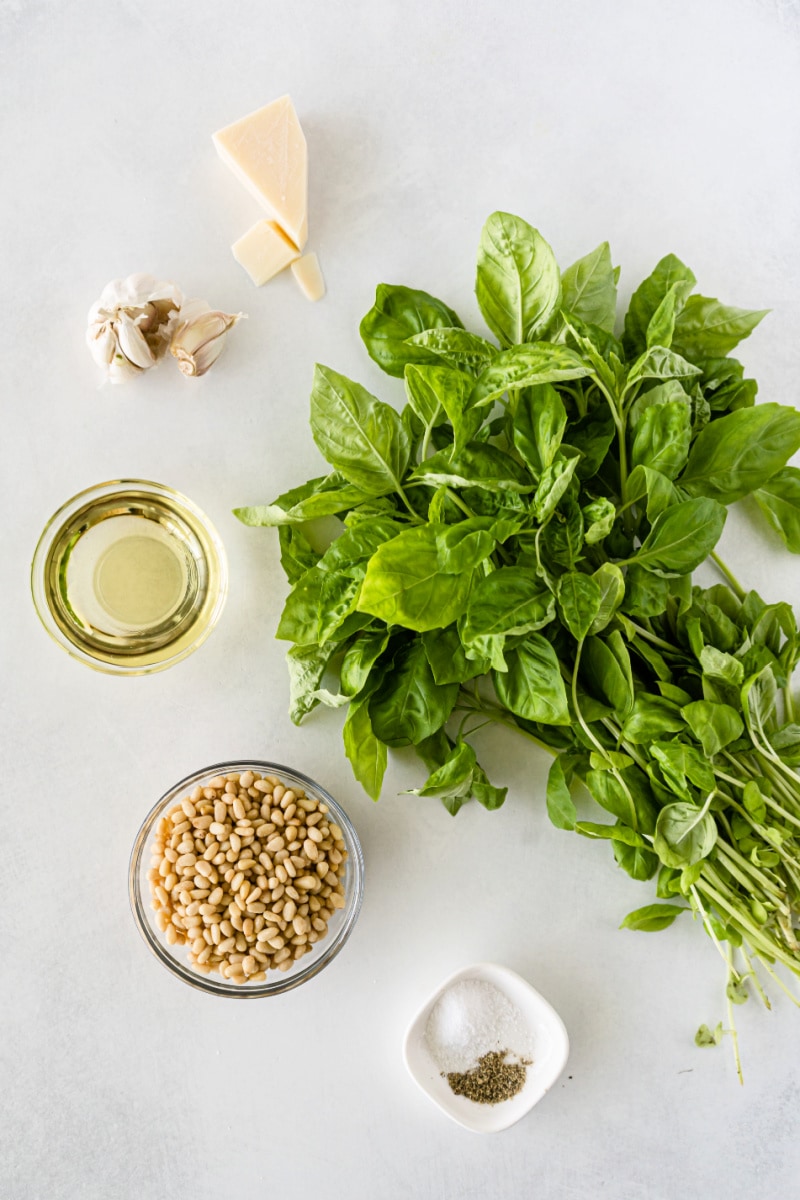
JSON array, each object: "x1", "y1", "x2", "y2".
[
  {"x1": 232, "y1": 220, "x2": 300, "y2": 287},
  {"x1": 213, "y1": 96, "x2": 308, "y2": 251},
  {"x1": 291, "y1": 254, "x2": 326, "y2": 302}
]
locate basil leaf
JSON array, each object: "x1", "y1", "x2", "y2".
[
  {"x1": 406, "y1": 328, "x2": 499, "y2": 375},
  {"x1": 368, "y1": 638, "x2": 459, "y2": 746},
  {"x1": 620, "y1": 903, "x2": 688, "y2": 932},
  {"x1": 310, "y1": 364, "x2": 411, "y2": 495},
  {"x1": 475, "y1": 211, "x2": 561, "y2": 347},
  {"x1": 463, "y1": 567, "x2": 556, "y2": 639},
  {"x1": 557, "y1": 572, "x2": 603, "y2": 641},
  {"x1": 286, "y1": 643, "x2": 336, "y2": 725},
  {"x1": 681, "y1": 700, "x2": 744, "y2": 757},
  {"x1": 546, "y1": 757, "x2": 577, "y2": 830},
  {"x1": 590, "y1": 563, "x2": 625, "y2": 634},
  {"x1": 560, "y1": 242, "x2": 616, "y2": 332},
  {"x1": 435, "y1": 519, "x2": 498, "y2": 573},
  {"x1": 358, "y1": 525, "x2": 474, "y2": 632},
  {"x1": 492, "y1": 635, "x2": 570, "y2": 725},
  {"x1": 654, "y1": 801, "x2": 718, "y2": 868},
  {"x1": 671, "y1": 295, "x2": 769, "y2": 360},
  {"x1": 576, "y1": 822, "x2": 647, "y2": 846},
  {"x1": 621, "y1": 695, "x2": 685, "y2": 744},
  {"x1": 626, "y1": 346, "x2": 702, "y2": 389},
  {"x1": 630, "y1": 400, "x2": 692, "y2": 480},
  {"x1": 234, "y1": 473, "x2": 372, "y2": 527},
  {"x1": 630, "y1": 497, "x2": 726, "y2": 577},
  {"x1": 679, "y1": 403, "x2": 800, "y2": 504},
  {"x1": 422, "y1": 625, "x2": 490, "y2": 684},
  {"x1": 621, "y1": 564, "x2": 671, "y2": 618},
  {"x1": 278, "y1": 524, "x2": 319, "y2": 584},
  {"x1": 534, "y1": 456, "x2": 579, "y2": 523},
  {"x1": 343, "y1": 696, "x2": 387, "y2": 800},
  {"x1": 406, "y1": 741, "x2": 477, "y2": 799},
  {"x1": 754, "y1": 467, "x2": 800, "y2": 553},
  {"x1": 413, "y1": 442, "x2": 534, "y2": 492},
  {"x1": 471, "y1": 763, "x2": 509, "y2": 811},
  {"x1": 405, "y1": 363, "x2": 480, "y2": 454},
  {"x1": 276, "y1": 567, "x2": 363, "y2": 646},
  {"x1": 564, "y1": 406, "x2": 617, "y2": 480},
  {"x1": 470, "y1": 343, "x2": 590, "y2": 408},
  {"x1": 340, "y1": 629, "x2": 391, "y2": 697},
  {"x1": 622, "y1": 254, "x2": 696, "y2": 358},
  {"x1": 581, "y1": 631, "x2": 634, "y2": 719},
  {"x1": 512, "y1": 383, "x2": 567, "y2": 474},
  {"x1": 359, "y1": 284, "x2": 463, "y2": 377},
  {"x1": 582, "y1": 497, "x2": 616, "y2": 545},
  {"x1": 612, "y1": 840, "x2": 660, "y2": 882}
]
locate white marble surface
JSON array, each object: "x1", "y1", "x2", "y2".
[{"x1": 3, "y1": 1, "x2": 800, "y2": 1196}]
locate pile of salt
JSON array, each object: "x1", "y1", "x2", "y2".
[{"x1": 424, "y1": 978, "x2": 534, "y2": 1074}]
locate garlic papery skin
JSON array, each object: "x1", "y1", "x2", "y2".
[
  {"x1": 86, "y1": 274, "x2": 184, "y2": 385},
  {"x1": 169, "y1": 300, "x2": 246, "y2": 378}
]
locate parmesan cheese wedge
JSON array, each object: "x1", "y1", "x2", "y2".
[
  {"x1": 232, "y1": 220, "x2": 300, "y2": 286},
  {"x1": 291, "y1": 254, "x2": 326, "y2": 302},
  {"x1": 213, "y1": 96, "x2": 308, "y2": 251}
]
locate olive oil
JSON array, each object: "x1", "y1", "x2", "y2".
[{"x1": 33, "y1": 481, "x2": 227, "y2": 673}]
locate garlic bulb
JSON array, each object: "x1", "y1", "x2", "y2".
[
  {"x1": 86, "y1": 274, "x2": 184, "y2": 384},
  {"x1": 169, "y1": 299, "x2": 245, "y2": 378}
]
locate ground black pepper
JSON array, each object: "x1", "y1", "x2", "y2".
[{"x1": 444, "y1": 1049, "x2": 532, "y2": 1105}]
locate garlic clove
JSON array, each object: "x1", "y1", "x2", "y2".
[
  {"x1": 170, "y1": 306, "x2": 245, "y2": 378},
  {"x1": 115, "y1": 311, "x2": 157, "y2": 371}
]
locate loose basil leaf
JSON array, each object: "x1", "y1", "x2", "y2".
[
  {"x1": 512, "y1": 383, "x2": 567, "y2": 474},
  {"x1": 277, "y1": 567, "x2": 363, "y2": 646},
  {"x1": 754, "y1": 467, "x2": 800, "y2": 553},
  {"x1": 359, "y1": 284, "x2": 463, "y2": 377},
  {"x1": 695, "y1": 1022, "x2": 724, "y2": 1048},
  {"x1": 412, "y1": 442, "x2": 534, "y2": 492},
  {"x1": 630, "y1": 400, "x2": 692, "y2": 480},
  {"x1": 464, "y1": 567, "x2": 556, "y2": 640},
  {"x1": 340, "y1": 629, "x2": 392, "y2": 697},
  {"x1": 546, "y1": 757, "x2": 577, "y2": 830},
  {"x1": 557, "y1": 572, "x2": 603, "y2": 641},
  {"x1": 469, "y1": 343, "x2": 590, "y2": 408},
  {"x1": 310, "y1": 364, "x2": 411, "y2": 495},
  {"x1": 590, "y1": 563, "x2": 625, "y2": 634},
  {"x1": 654, "y1": 802, "x2": 718, "y2": 868},
  {"x1": 286, "y1": 643, "x2": 337, "y2": 725},
  {"x1": 622, "y1": 254, "x2": 696, "y2": 358},
  {"x1": 343, "y1": 695, "x2": 387, "y2": 800},
  {"x1": 671, "y1": 295, "x2": 769, "y2": 360},
  {"x1": 629, "y1": 497, "x2": 726, "y2": 577},
  {"x1": 559, "y1": 242, "x2": 617, "y2": 332},
  {"x1": 406, "y1": 328, "x2": 499, "y2": 375},
  {"x1": 582, "y1": 497, "x2": 615, "y2": 545},
  {"x1": 423, "y1": 625, "x2": 490, "y2": 685},
  {"x1": 620, "y1": 903, "x2": 688, "y2": 932},
  {"x1": 358, "y1": 525, "x2": 474, "y2": 632},
  {"x1": 492, "y1": 635, "x2": 570, "y2": 725},
  {"x1": 681, "y1": 700, "x2": 744, "y2": 757},
  {"x1": 679, "y1": 403, "x2": 800, "y2": 504},
  {"x1": 626, "y1": 346, "x2": 702, "y2": 390},
  {"x1": 475, "y1": 211, "x2": 561, "y2": 347},
  {"x1": 369, "y1": 638, "x2": 459, "y2": 746}
]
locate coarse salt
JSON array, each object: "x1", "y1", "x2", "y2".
[{"x1": 424, "y1": 978, "x2": 534, "y2": 1074}]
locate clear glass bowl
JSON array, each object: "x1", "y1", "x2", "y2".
[
  {"x1": 129, "y1": 760, "x2": 365, "y2": 997},
  {"x1": 31, "y1": 479, "x2": 228, "y2": 675}
]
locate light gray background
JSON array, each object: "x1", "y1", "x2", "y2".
[{"x1": 3, "y1": 1, "x2": 800, "y2": 1197}]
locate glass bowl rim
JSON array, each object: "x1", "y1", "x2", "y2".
[
  {"x1": 129, "y1": 759, "x2": 365, "y2": 998},
  {"x1": 30, "y1": 478, "x2": 228, "y2": 675}
]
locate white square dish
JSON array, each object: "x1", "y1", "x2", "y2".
[{"x1": 403, "y1": 962, "x2": 569, "y2": 1133}]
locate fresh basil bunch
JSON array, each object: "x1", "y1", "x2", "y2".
[{"x1": 237, "y1": 213, "x2": 800, "y2": 1066}]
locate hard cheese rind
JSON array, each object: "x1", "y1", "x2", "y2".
[
  {"x1": 232, "y1": 220, "x2": 300, "y2": 286},
  {"x1": 291, "y1": 253, "x2": 326, "y2": 302},
  {"x1": 213, "y1": 95, "x2": 308, "y2": 250}
]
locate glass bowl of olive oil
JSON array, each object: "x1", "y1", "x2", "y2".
[{"x1": 31, "y1": 480, "x2": 227, "y2": 674}]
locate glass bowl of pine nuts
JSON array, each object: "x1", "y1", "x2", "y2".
[{"x1": 129, "y1": 760, "x2": 365, "y2": 996}]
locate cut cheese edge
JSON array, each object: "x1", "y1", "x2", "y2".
[
  {"x1": 291, "y1": 253, "x2": 326, "y2": 302},
  {"x1": 232, "y1": 220, "x2": 300, "y2": 286},
  {"x1": 213, "y1": 96, "x2": 308, "y2": 250}
]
